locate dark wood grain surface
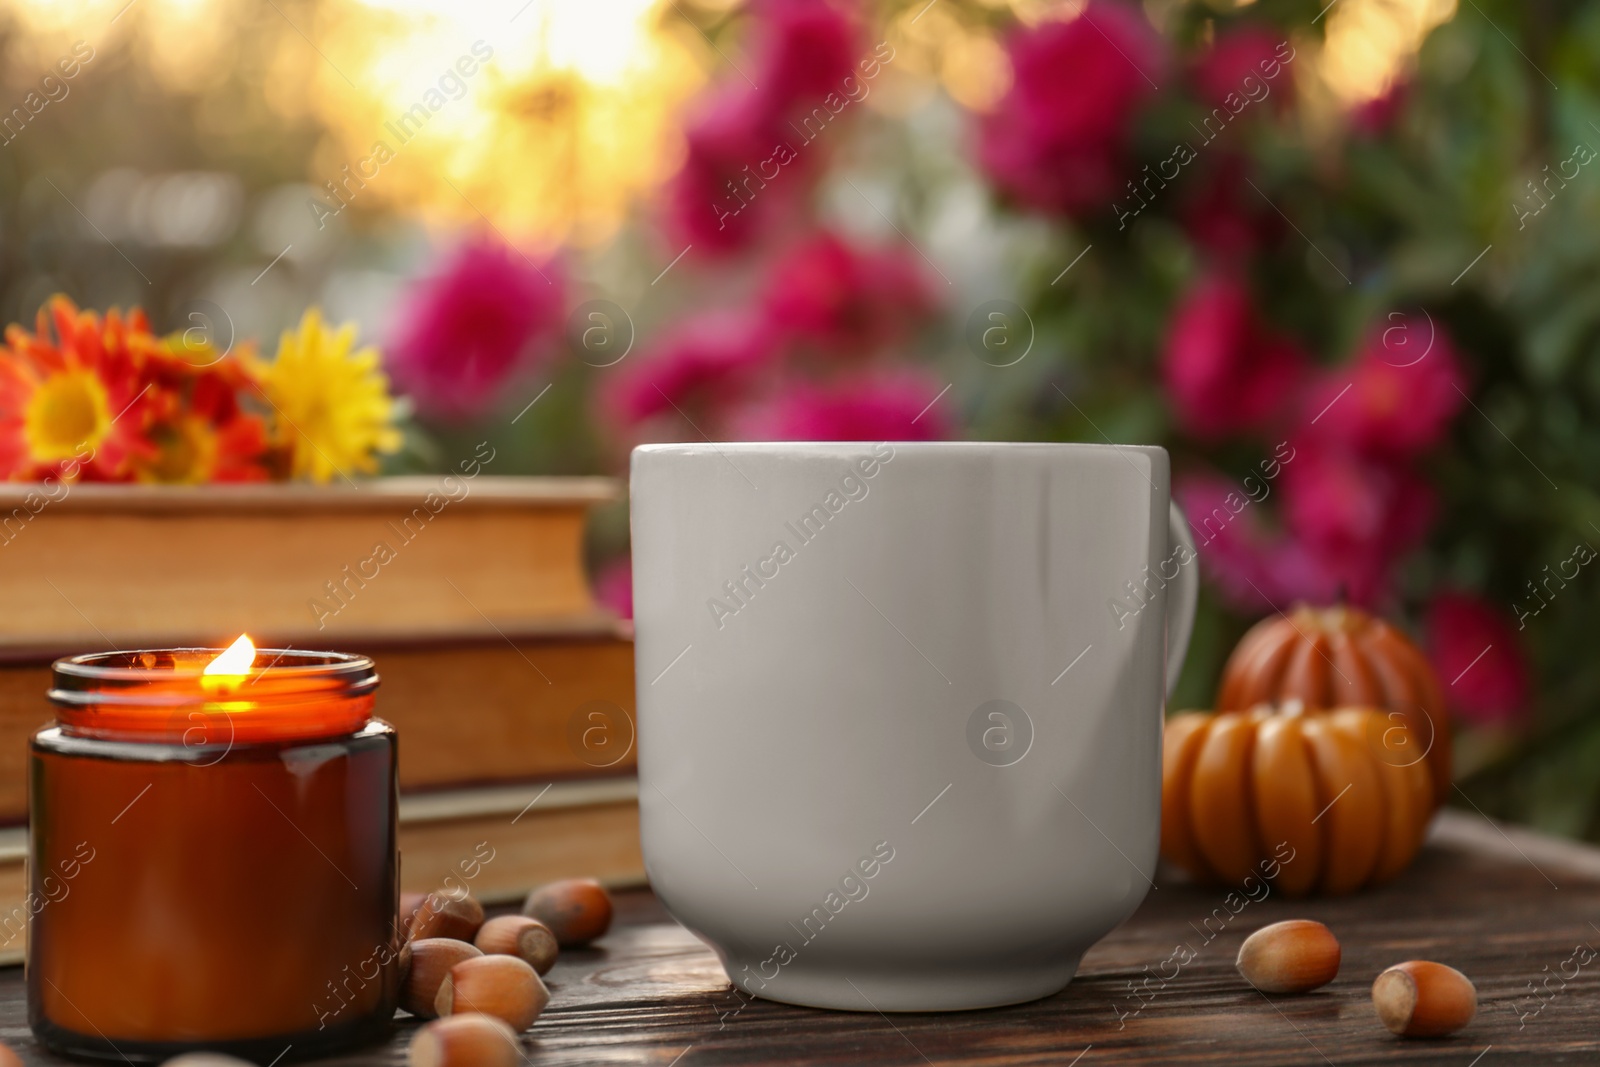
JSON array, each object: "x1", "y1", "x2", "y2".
[{"x1": 2, "y1": 811, "x2": 1596, "y2": 1066}]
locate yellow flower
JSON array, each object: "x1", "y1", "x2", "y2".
[
  {"x1": 24, "y1": 368, "x2": 111, "y2": 463},
  {"x1": 253, "y1": 309, "x2": 402, "y2": 483}
]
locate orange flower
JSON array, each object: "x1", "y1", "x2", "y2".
[
  {"x1": 137, "y1": 344, "x2": 272, "y2": 484},
  {"x1": 0, "y1": 297, "x2": 161, "y2": 481}
]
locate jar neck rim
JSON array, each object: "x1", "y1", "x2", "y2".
[
  {"x1": 52, "y1": 648, "x2": 376, "y2": 691},
  {"x1": 48, "y1": 649, "x2": 377, "y2": 743}
]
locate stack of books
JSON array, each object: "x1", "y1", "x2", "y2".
[{"x1": 0, "y1": 477, "x2": 642, "y2": 964}]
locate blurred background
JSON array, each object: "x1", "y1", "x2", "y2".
[{"x1": 5, "y1": 0, "x2": 1599, "y2": 840}]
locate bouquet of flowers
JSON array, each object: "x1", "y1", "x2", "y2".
[{"x1": 0, "y1": 297, "x2": 402, "y2": 485}]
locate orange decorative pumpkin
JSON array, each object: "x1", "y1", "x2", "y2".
[
  {"x1": 1216, "y1": 604, "x2": 1449, "y2": 807},
  {"x1": 1161, "y1": 704, "x2": 1434, "y2": 896}
]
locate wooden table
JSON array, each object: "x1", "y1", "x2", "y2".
[{"x1": 2, "y1": 811, "x2": 1596, "y2": 1065}]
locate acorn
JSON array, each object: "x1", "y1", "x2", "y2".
[
  {"x1": 1372, "y1": 960, "x2": 1477, "y2": 1037},
  {"x1": 408, "y1": 1014, "x2": 521, "y2": 1067},
  {"x1": 474, "y1": 914, "x2": 559, "y2": 975},
  {"x1": 521, "y1": 878, "x2": 613, "y2": 947},
  {"x1": 434, "y1": 954, "x2": 550, "y2": 1032},
  {"x1": 408, "y1": 891, "x2": 485, "y2": 943},
  {"x1": 0, "y1": 1043, "x2": 22, "y2": 1067},
  {"x1": 400, "y1": 938, "x2": 483, "y2": 1018},
  {"x1": 1236, "y1": 920, "x2": 1342, "y2": 994},
  {"x1": 160, "y1": 1056, "x2": 256, "y2": 1067}
]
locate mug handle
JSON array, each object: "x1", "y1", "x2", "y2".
[{"x1": 1165, "y1": 501, "x2": 1199, "y2": 700}]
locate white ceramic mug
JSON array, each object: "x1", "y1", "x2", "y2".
[{"x1": 631, "y1": 442, "x2": 1197, "y2": 1012}]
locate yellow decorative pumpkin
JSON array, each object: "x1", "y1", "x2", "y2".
[{"x1": 1161, "y1": 704, "x2": 1433, "y2": 896}]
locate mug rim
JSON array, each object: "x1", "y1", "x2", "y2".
[{"x1": 633, "y1": 440, "x2": 1167, "y2": 457}]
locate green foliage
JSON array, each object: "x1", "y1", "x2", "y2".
[{"x1": 963, "y1": 0, "x2": 1600, "y2": 840}]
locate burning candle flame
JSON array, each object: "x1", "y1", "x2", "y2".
[{"x1": 204, "y1": 634, "x2": 256, "y2": 677}]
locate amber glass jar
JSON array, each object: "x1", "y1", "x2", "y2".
[{"x1": 29, "y1": 648, "x2": 399, "y2": 1063}]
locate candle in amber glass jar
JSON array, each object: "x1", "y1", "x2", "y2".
[{"x1": 29, "y1": 640, "x2": 399, "y2": 1063}]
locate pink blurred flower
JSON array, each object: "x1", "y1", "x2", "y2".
[
  {"x1": 594, "y1": 556, "x2": 633, "y2": 620},
  {"x1": 1175, "y1": 306, "x2": 1466, "y2": 611},
  {"x1": 1280, "y1": 442, "x2": 1431, "y2": 550},
  {"x1": 729, "y1": 370, "x2": 954, "y2": 441},
  {"x1": 979, "y1": 2, "x2": 1165, "y2": 217},
  {"x1": 1425, "y1": 591, "x2": 1531, "y2": 727},
  {"x1": 1178, "y1": 471, "x2": 1344, "y2": 610},
  {"x1": 661, "y1": 0, "x2": 861, "y2": 254},
  {"x1": 1301, "y1": 314, "x2": 1466, "y2": 457},
  {"x1": 1180, "y1": 154, "x2": 1284, "y2": 261},
  {"x1": 1162, "y1": 274, "x2": 1309, "y2": 439},
  {"x1": 1277, "y1": 438, "x2": 1434, "y2": 605},
  {"x1": 1180, "y1": 428, "x2": 1442, "y2": 610},
  {"x1": 753, "y1": 0, "x2": 861, "y2": 109},
  {"x1": 388, "y1": 235, "x2": 564, "y2": 420},
  {"x1": 1178, "y1": 472, "x2": 1282, "y2": 606},
  {"x1": 1191, "y1": 26, "x2": 1292, "y2": 112},
  {"x1": 601, "y1": 310, "x2": 778, "y2": 427},
  {"x1": 665, "y1": 90, "x2": 799, "y2": 253},
  {"x1": 763, "y1": 231, "x2": 935, "y2": 356}
]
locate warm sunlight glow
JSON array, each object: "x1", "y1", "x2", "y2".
[
  {"x1": 0, "y1": 0, "x2": 1061, "y2": 242},
  {"x1": 1317, "y1": 0, "x2": 1457, "y2": 107},
  {"x1": 0, "y1": 0, "x2": 708, "y2": 247},
  {"x1": 204, "y1": 634, "x2": 257, "y2": 677},
  {"x1": 296, "y1": 0, "x2": 708, "y2": 246}
]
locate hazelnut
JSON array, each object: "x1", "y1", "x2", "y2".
[
  {"x1": 0, "y1": 1044, "x2": 22, "y2": 1067},
  {"x1": 1372, "y1": 960, "x2": 1477, "y2": 1037},
  {"x1": 408, "y1": 1014, "x2": 521, "y2": 1067},
  {"x1": 474, "y1": 915, "x2": 559, "y2": 975},
  {"x1": 435, "y1": 954, "x2": 550, "y2": 1032},
  {"x1": 1236, "y1": 920, "x2": 1342, "y2": 994},
  {"x1": 408, "y1": 891, "x2": 485, "y2": 943},
  {"x1": 161, "y1": 1056, "x2": 256, "y2": 1067},
  {"x1": 401, "y1": 938, "x2": 483, "y2": 1018},
  {"x1": 398, "y1": 940, "x2": 413, "y2": 983},
  {"x1": 521, "y1": 878, "x2": 613, "y2": 947}
]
